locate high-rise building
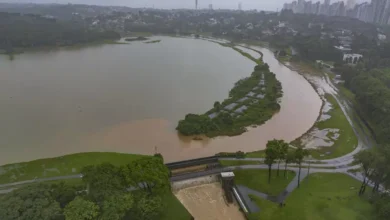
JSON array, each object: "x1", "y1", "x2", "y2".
[
  {"x1": 195, "y1": 0, "x2": 198, "y2": 10},
  {"x1": 346, "y1": 0, "x2": 356, "y2": 10},
  {"x1": 238, "y1": 2, "x2": 242, "y2": 10},
  {"x1": 380, "y1": 0, "x2": 390, "y2": 24},
  {"x1": 209, "y1": 4, "x2": 213, "y2": 10},
  {"x1": 324, "y1": 0, "x2": 331, "y2": 6},
  {"x1": 372, "y1": 0, "x2": 388, "y2": 24},
  {"x1": 313, "y1": 1, "x2": 321, "y2": 14},
  {"x1": 297, "y1": 0, "x2": 305, "y2": 13}
]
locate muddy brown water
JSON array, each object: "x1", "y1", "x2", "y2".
[{"x1": 0, "y1": 37, "x2": 321, "y2": 165}]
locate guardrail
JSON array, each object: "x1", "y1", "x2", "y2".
[{"x1": 166, "y1": 156, "x2": 219, "y2": 170}]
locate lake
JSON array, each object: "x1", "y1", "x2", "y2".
[{"x1": 0, "y1": 36, "x2": 321, "y2": 164}]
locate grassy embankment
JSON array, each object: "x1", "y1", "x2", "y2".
[
  {"x1": 177, "y1": 43, "x2": 282, "y2": 138},
  {"x1": 234, "y1": 169, "x2": 295, "y2": 196},
  {"x1": 0, "y1": 152, "x2": 148, "y2": 184},
  {"x1": 218, "y1": 160, "x2": 261, "y2": 167},
  {"x1": 282, "y1": 58, "x2": 358, "y2": 159},
  {"x1": 247, "y1": 173, "x2": 374, "y2": 220},
  {"x1": 308, "y1": 94, "x2": 358, "y2": 159}
]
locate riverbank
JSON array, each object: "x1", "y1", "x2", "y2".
[
  {"x1": 0, "y1": 152, "x2": 148, "y2": 184},
  {"x1": 280, "y1": 59, "x2": 361, "y2": 159},
  {"x1": 177, "y1": 42, "x2": 282, "y2": 138},
  {"x1": 0, "y1": 39, "x2": 127, "y2": 58},
  {"x1": 0, "y1": 36, "x2": 321, "y2": 165}
]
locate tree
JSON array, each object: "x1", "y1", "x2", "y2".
[
  {"x1": 176, "y1": 114, "x2": 217, "y2": 136},
  {"x1": 122, "y1": 157, "x2": 170, "y2": 195},
  {"x1": 50, "y1": 181, "x2": 80, "y2": 208},
  {"x1": 214, "y1": 101, "x2": 221, "y2": 112},
  {"x1": 369, "y1": 147, "x2": 390, "y2": 193},
  {"x1": 265, "y1": 140, "x2": 278, "y2": 183},
  {"x1": 354, "y1": 150, "x2": 375, "y2": 195},
  {"x1": 294, "y1": 147, "x2": 309, "y2": 188},
  {"x1": 81, "y1": 163, "x2": 124, "y2": 202},
  {"x1": 284, "y1": 151, "x2": 295, "y2": 178},
  {"x1": 0, "y1": 184, "x2": 61, "y2": 220},
  {"x1": 353, "y1": 56, "x2": 358, "y2": 64},
  {"x1": 64, "y1": 197, "x2": 99, "y2": 220},
  {"x1": 276, "y1": 140, "x2": 289, "y2": 177},
  {"x1": 125, "y1": 194, "x2": 163, "y2": 220},
  {"x1": 99, "y1": 193, "x2": 134, "y2": 220}
]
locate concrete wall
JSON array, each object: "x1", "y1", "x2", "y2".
[{"x1": 171, "y1": 174, "x2": 219, "y2": 192}]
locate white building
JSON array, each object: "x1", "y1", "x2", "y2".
[{"x1": 343, "y1": 53, "x2": 363, "y2": 64}]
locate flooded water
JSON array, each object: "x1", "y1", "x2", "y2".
[{"x1": 0, "y1": 37, "x2": 321, "y2": 165}]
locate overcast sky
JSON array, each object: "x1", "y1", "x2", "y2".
[{"x1": 1, "y1": 0, "x2": 366, "y2": 11}]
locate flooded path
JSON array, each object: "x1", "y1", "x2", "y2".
[{"x1": 0, "y1": 38, "x2": 321, "y2": 164}]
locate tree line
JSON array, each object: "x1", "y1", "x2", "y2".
[
  {"x1": 353, "y1": 147, "x2": 390, "y2": 220},
  {"x1": 0, "y1": 12, "x2": 120, "y2": 54},
  {"x1": 0, "y1": 156, "x2": 170, "y2": 220},
  {"x1": 264, "y1": 139, "x2": 309, "y2": 188}
]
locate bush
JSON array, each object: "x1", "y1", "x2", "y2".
[
  {"x1": 216, "y1": 151, "x2": 245, "y2": 158},
  {"x1": 176, "y1": 114, "x2": 217, "y2": 135}
]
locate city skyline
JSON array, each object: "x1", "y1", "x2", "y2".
[
  {"x1": 283, "y1": 0, "x2": 390, "y2": 25},
  {"x1": 0, "y1": 0, "x2": 347, "y2": 11}
]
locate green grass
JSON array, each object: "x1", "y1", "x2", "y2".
[
  {"x1": 0, "y1": 152, "x2": 148, "y2": 184},
  {"x1": 234, "y1": 169, "x2": 295, "y2": 196},
  {"x1": 219, "y1": 160, "x2": 261, "y2": 167},
  {"x1": 247, "y1": 173, "x2": 374, "y2": 220},
  {"x1": 161, "y1": 192, "x2": 192, "y2": 220},
  {"x1": 309, "y1": 94, "x2": 358, "y2": 159},
  {"x1": 246, "y1": 150, "x2": 266, "y2": 158}
]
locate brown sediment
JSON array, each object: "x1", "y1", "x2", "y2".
[{"x1": 0, "y1": 40, "x2": 322, "y2": 165}]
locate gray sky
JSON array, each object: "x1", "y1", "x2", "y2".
[
  {"x1": 1, "y1": 0, "x2": 301, "y2": 11},
  {"x1": 1, "y1": 0, "x2": 366, "y2": 11}
]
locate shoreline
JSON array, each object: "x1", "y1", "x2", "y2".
[
  {"x1": 0, "y1": 36, "x2": 322, "y2": 165},
  {"x1": 281, "y1": 61, "x2": 326, "y2": 145},
  {"x1": 176, "y1": 40, "x2": 283, "y2": 138},
  {"x1": 0, "y1": 39, "x2": 126, "y2": 56}
]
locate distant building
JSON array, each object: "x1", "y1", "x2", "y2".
[
  {"x1": 209, "y1": 4, "x2": 213, "y2": 10},
  {"x1": 343, "y1": 53, "x2": 363, "y2": 64}
]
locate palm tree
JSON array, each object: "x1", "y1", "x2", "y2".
[
  {"x1": 265, "y1": 140, "x2": 278, "y2": 184},
  {"x1": 294, "y1": 147, "x2": 309, "y2": 188}
]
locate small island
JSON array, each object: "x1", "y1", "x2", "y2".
[
  {"x1": 176, "y1": 57, "x2": 282, "y2": 138},
  {"x1": 124, "y1": 36, "x2": 149, "y2": 42},
  {"x1": 144, "y1": 40, "x2": 162, "y2": 44}
]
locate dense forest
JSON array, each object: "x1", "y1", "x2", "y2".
[
  {"x1": 0, "y1": 156, "x2": 173, "y2": 220},
  {"x1": 333, "y1": 41, "x2": 390, "y2": 144},
  {"x1": 0, "y1": 12, "x2": 120, "y2": 54}
]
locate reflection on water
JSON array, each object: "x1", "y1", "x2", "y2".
[{"x1": 0, "y1": 37, "x2": 321, "y2": 164}]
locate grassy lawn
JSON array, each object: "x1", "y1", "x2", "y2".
[
  {"x1": 309, "y1": 94, "x2": 358, "y2": 159},
  {"x1": 246, "y1": 150, "x2": 266, "y2": 158},
  {"x1": 219, "y1": 160, "x2": 261, "y2": 167},
  {"x1": 161, "y1": 193, "x2": 192, "y2": 220},
  {"x1": 234, "y1": 169, "x2": 295, "y2": 196},
  {"x1": 247, "y1": 173, "x2": 374, "y2": 220},
  {"x1": 0, "y1": 152, "x2": 148, "y2": 184}
]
